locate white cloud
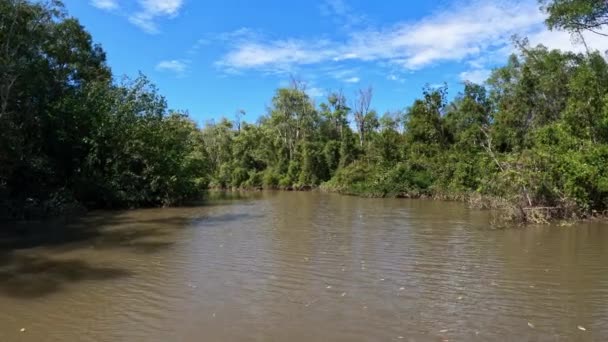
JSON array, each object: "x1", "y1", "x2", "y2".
[
  {"x1": 344, "y1": 77, "x2": 360, "y2": 83},
  {"x1": 91, "y1": 0, "x2": 118, "y2": 10},
  {"x1": 324, "y1": 67, "x2": 360, "y2": 83},
  {"x1": 332, "y1": 53, "x2": 358, "y2": 61},
  {"x1": 306, "y1": 87, "x2": 325, "y2": 98},
  {"x1": 371, "y1": 0, "x2": 544, "y2": 69},
  {"x1": 129, "y1": 0, "x2": 184, "y2": 33},
  {"x1": 387, "y1": 74, "x2": 406, "y2": 83},
  {"x1": 155, "y1": 60, "x2": 188, "y2": 75},
  {"x1": 90, "y1": 0, "x2": 184, "y2": 33},
  {"x1": 527, "y1": 27, "x2": 608, "y2": 53},
  {"x1": 216, "y1": 0, "x2": 608, "y2": 75},
  {"x1": 459, "y1": 69, "x2": 492, "y2": 83},
  {"x1": 217, "y1": 39, "x2": 336, "y2": 73}
]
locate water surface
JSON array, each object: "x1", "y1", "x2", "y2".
[{"x1": 1, "y1": 191, "x2": 607, "y2": 341}]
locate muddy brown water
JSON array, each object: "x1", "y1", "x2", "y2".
[{"x1": 1, "y1": 191, "x2": 607, "y2": 341}]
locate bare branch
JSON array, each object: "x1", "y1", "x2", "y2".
[
  {"x1": 352, "y1": 86, "x2": 373, "y2": 146},
  {"x1": 289, "y1": 74, "x2": 306, "y2": 91},
  {"x1": 480, "y1": 125, "x2": 504, "y2": 173}
]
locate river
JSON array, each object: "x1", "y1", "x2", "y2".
[{"x1": 1, "y1": 191, "x2": 607, "y2": 341}]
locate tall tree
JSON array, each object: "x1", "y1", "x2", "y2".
[{"x1": 353, "y1": 87, "x2": 373, "y2": 146}]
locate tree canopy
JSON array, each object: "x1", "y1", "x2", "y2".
[
  {"x1": 543, "y1": 0, "x2": 608, "y2": 36},
  {"x1": 1, "y1": 0, "x2": 209, "y2": 219},
  {"x1": 2, "y1": 0, "x2": 608, "y2": 224}
]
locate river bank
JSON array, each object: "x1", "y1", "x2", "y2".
[
  {"x1": 212, "y1": 184, "x2": 605, "y2": 226},
  {"x1": 3, "y1": 183, "x2": 605, "y2": 226}
]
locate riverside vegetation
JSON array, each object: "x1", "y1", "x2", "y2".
[{"x1": 2, "y1": 0, "x2": 608, "y2": 223}]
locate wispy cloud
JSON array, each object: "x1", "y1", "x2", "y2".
[
  {"x1": 216, "y1": 0, "x2": 608, "y2": 77},
  {"x1": 306, "y1": 87, "x2": 325, "y2": 98},
  {"x1": 217, "y1": 39, "x2": 337, "y2": 74},
  {"x1": 319, "y1": 0, "x2": 367, "y2": 30},
  {"x1": 526, "y1": 26, "x2": 608, "y2": 53},
  {"x1": 344, "y1": 77, "x2": 360, "y2": 83},
  {"x1": 155, "y1": 59, "x2": 189, "y2": 76},
  {"x1": 357, "y1": 0, "x2": 544, "y2": 70},
  {"x1": 459, "y1": 69, "x2": 491, "y2": 83},
  {"x1": 90, "y1": 0, "x2": 184, "y2": 33},
  {"x1": 90, "y1": 0, "x2": 118, "y2": 10},
  {"x1": 387, "y1": 74, "x2": 406, "y2": 83},
  {"x1": 129, "y1": 0, "x2": 184, "y2": 33},
  {"x1": 324, "y1": 67, "x2": 360, "y2": 83}
]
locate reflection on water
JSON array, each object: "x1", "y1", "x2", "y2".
[{"x1": 0, "y1": 191, "x2": 607, "y2": 341}]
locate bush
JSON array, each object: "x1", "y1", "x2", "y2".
[
  {"x1": 231, "y1": 167, "x2": 249, "y2": 188},
  {"x1": 263, "y1": 169, "x2": 280, "y2": 189}
]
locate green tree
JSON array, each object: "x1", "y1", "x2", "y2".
[{"x1": 542, "y1": 0, "x2": 608, "y2": 36}]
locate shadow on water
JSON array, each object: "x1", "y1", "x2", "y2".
[
  {"x1": 0, "y1": 190, "x2": 258, "y2": 250},
  {"x1": 0, "y1": 214, "x2": 184, "y2": 251},
  {"x1": 0, "y1": 253, "x2": 133, "y2": 298},
  {"x1": 0, "y1": 208, "x2": 262, "y2": 252},
  {"x1": 0, "y1": 213, "x2": 194, "y2": 299},
  {"x1": 0, "y1": 195, "x2": 260, "y2": 299}
]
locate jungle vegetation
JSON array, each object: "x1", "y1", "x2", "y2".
[{"x1": 2, "y1": 0, "x2": 608, "y2": 223}]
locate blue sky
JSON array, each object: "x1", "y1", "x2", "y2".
[{"x1": 63, "y1": 0, "x2": 607, "y2": 125}]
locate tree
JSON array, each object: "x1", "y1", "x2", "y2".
[
  {"x1": 353, "y1": 87, "x2": 373, "y2": 146},
  {"x1": 371, "y1": 112, "x2": 403, "y2": 165},
  {"x1": 405, "y1": 85, "x2": 448, "y2": 149},
  {"x1": 268, "y1": 87, "x2": 317, "y2": 162},
  {"x1": 542, "y1": 0, "x2": 608, "y2": 36},
  {"x1": 0, "y1": 1, "x2": 211, "y2": 218},
  {"x1": 322, "y1": 90, "x2": 349, "y2": 139},
  {"x1": 234, "y1": 109, "x2": 245, "y2": 133},
  {"x1": 7, "y1": 0, "x2": 608, "y2": 224},
  {"x1": 444, "y1": 83, "x2": 491, "y2": 149},
  {"x1": 0, "y1": 0, "x2": 110, "y2": 215}
]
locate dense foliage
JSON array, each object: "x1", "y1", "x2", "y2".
[
  {"x1": 3, "y1": 0, "x2": 608, "y2": 223},
  {"x1": 0, "y1": 1, "x2": 208, "y2": 219},
  {"x1": 543, "y1": 0, "x2": 608, "y2": 36},
  {"x1": 202, "y1": 49, "x2": 608, "y2": 223}
]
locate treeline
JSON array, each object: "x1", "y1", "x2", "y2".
[
  {"x1": 2, "y1": 0, "x2": 608, "y2": 223},
  {"x1": 202, "y1": 45, "x2": 608, "y2": 223},
  {"x1": 1, "y1": 1, "x2": 208, "y2": 220},
  {"x1": 201, "y1": 0, "x2": 608, "y2": 222}
]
